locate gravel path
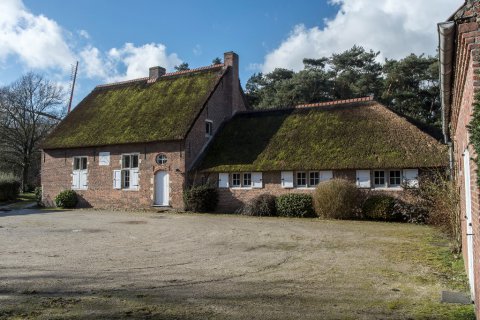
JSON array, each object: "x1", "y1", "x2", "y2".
[{"x1": 0, "y1": 208, "x2": 473, "y2": 319}]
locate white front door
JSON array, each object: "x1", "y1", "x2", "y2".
[
  {"x1": 155, "y1": 171, "x2": 169, "y2": 206},
  {"x1": 463, "y1": 149, "x2": 475, "y2": 300}
]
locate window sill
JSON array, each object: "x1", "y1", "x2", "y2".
[
  {"x1": 372, "y1": 187, "x2": 403, "y2": 191},
  {"x1": 231, "y1": 187, "x2": 252, "y2": 190},
  {"x1": 72, "y1": 188, "x2": 88, "y2": 191},
  {"x1": 296, "y1": 187, "x2": 316, "y2": 190},
  {"x1": 121, "y1": 188, "x2": 139, "y2": 191}
]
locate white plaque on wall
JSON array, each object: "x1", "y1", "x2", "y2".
[{"x1": 99, "y1": 152, "x2": 110, "y2": 166}]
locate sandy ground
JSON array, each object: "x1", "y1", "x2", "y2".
[{"x1": 0, "y1": 208, "x2": 474, "y2": 319}]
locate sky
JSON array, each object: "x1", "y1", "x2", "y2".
[{"x1": 0, "y1": 0, "x2": 464, "y2": 108}]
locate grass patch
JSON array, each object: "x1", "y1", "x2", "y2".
[{"x1": 0, "y1": 192, "x2": 36, "y2": 208}]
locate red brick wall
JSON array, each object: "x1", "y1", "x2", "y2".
[
  {"x1": 42, "y1": 141, "x2": 186, "y2": 209},
  {"x1": 206, "y1": 170, "x2": 406, "y2": 213},
  {"x1": 450, "y1": 19, "x2": 480, "y2": 313},
  {"x1": 185, "y1": 70, "x2": 246, "y2": 170}
]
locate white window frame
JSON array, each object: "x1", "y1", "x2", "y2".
[
  {"x1": 72, "y1": 156, "x2": 88, "y2": 190},
  {"x1": 121, "y1": 153, "x2": 140, "y2": 190},
  {"x1": 231, "y1": 173, "x2": 241, "y2": 187},
  {"x1": 230, "y1": 172, "x2": 253, "y2": 188},
  {"x1": 309, "y1": 171, "x2": 320, "y2": 187},
  {"x1": 243, "y1": 173, "x2": 252, "y2": 187},
  {"x1": 373, "y1": 170, "x2": 386, "y2": 188},
  {"x1": 389, "y1": 170, "x2": 402, "y2": 187},
  {"x1": 296, "y1": 171, "x2": 307, "y2": 187},
  {"x1": 205, "y1": 119, "x2": 213, "y2": 138},
  {"x1": 372, "y1": 169, "x2": 404, "y2": 189}
]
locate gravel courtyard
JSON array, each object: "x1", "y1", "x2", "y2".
[{"x1": 0, "y1": 209, "x2": 474, "y2": 319}]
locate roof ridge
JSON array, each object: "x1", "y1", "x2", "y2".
[
  {"x1": 95, "y1": 64, "x2": 225, "y2": 89},
  {"x1": 163, "y1": 64, "x2": 224, "y2": 77},
  {"x1": 295, "y1": 96, "x2": 374, "y2": 108},
  {"x1": 235, "y1": 96, "x2": 375, "y2": 115}
]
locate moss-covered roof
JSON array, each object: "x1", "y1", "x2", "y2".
[
  {"x1": 42, "y1": 66, "x2": 225, "y2": 149},
  {"x1": 198, "y1": 101, "x2": 448, "y2": 172}
]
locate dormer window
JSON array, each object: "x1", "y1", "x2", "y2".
[{"x1": 205, "y1": 120, "x2": 213, "y2": 137}]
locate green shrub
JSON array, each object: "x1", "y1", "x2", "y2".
[
  {"x1": 0, "y1": 173, "x2": 21, "y2": 201},
  {"x1": 276, "y1": 194, "x2": 315, "y2": 218},
  {"x1": 54, "y1": 190, "x2": 78, "y2": 208},
  {"x1": 34, "y1": 187, "x2": 43, "y2": 206},
  {"x1": 243, "y1": 194, "x2": 277, "y2": 216},
  {"x1": 362, "y1": 195, "x2": 399, "y2": 221},
  {"x1": 313, "y1": 179, "x2": 363, "y2": 219},
  {"x1": 183, "y1": 184, "x2": 218, "y2": 212},
  {"x1": 393, "y1": 199, "x2": 428, "y2": 224}
]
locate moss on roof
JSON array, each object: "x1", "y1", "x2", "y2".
[
  {"x1": 42, "y1": 67, "x2": 224, "y2": 149},
  {"x1": 198, "y1": 101, "x2": 448, "y2": 172}
]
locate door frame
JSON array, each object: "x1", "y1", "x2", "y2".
[{"x1": 463, "y1": 148, "x2": 475, "y2": 300}]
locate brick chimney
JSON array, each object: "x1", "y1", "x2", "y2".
[
  {"x1": 149, "y1": 66, "x2": 166, "y2": 81},
  {"x1": 224, "y1": 51, "x2": 238, "y2": 80},
  {"x1": 223, "y1": 51, "x2": 243, "y2": 114}
]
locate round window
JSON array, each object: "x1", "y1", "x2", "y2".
[{"x1": 156, "y1": 154, "x2": 167, "y2": 165}]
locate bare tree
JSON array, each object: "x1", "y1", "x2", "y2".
[{"x1": 0, "y1": 73, "x2": 65, "y2": 191}]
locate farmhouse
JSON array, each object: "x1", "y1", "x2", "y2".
[
  {"x1": 439, "y1": 0, "x2": 480, "y2": 312},
  {"x1": 41, "y1": 51, "x2": 447, "y2": 212}
]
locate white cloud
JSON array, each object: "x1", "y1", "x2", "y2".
[
  {"x1": 80, "y1": 42, "x2": 183, "y2": 82},
  {"x1": 261, "y1": 0, "x2": 463, "y2": 73},
  {"x1": 0, "y1": 0, "x2": 183, "y2": 84},
  {"x1": 78, "y1": 29, "x2": 90, "y2": 39},
  {"x1": 0, "y1": 0, "x2": 75, "y2": 70}
]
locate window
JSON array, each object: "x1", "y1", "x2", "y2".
[
  {"x1": 232, "y1": 173, "x2": 241, "y2": 187},
  {"x1": 389, "y1": 170, "x2": 401, "y2": 186},
  {"x1": 122, "y1": 170, "x2": 131, "y2": 189},
  {"x1": 72, "y1": 156, "x2": 87, "y2": 190},
  {"x1": 297, "y1": 172, "x2": 307, "y2": 187},
  {"x1": 121, "y1": 154, "x2": 139, "y2": 190},
  {"x1": 309, "y1": 171, "x2": 320, "y2": 186},
  {"x1": 243, "y1": 173, "x2": 252, "y2": 187},
  {"x1": 74, "y1": 157, "x2": 87, "y2": 170},
  {"x1": 156, "y1": 154, "x2": 167, "y2": 165},
  {"x1": 205, "y1": 120, "x2": 213, "y2": 137},
  {"x1": 374, "y1": 170, "x2": 385, "y2": 187},
  {"x1": 231, "y1": 173, "x2": 252, "y2": 188}
]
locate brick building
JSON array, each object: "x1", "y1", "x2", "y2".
[
  {"x1": 439, "y1": 0, "x2": 480, "y2": 313},
  {"x1": 195, "y1": 98, "x2": 447, "y2": 212},
  {"x1": 41, "y1": 51, "x2": 447, "y2": 214},
  {"x1": 41, "y1": 52, "x2": 247, "y2": 209}
]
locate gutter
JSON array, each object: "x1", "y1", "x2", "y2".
[
  {"x1": 438, "y1": 21, "x2": 455, "y2": 144},
  {"x1": 438, "y1": 21, "x2": 455, "y2": 178}
]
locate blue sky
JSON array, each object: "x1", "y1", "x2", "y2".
[{"x1": 0, "y1": 0, "x2": 462, "y2": 108}]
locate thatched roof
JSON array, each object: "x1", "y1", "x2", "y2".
[
  {"x1": 197, "y1": 100, "x2": 448, "y2": 172},
  {"x1": 42, "y1": 65, "x2": 225, "y2": 149}
]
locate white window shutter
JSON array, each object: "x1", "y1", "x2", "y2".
[
  {"x1": 281, "y1": 171, "x2": 294, "y2": 188},
  {"x1": 72, "y1": 171, "x2": 80, "y2": 189},
  {"x1": 356, "y1": 170, "x2": 371, "y2": 188},
  {"x1": 218, "y1": 173, "x2": 229, "y2": 188},
  {"x1": 80, "y1": 171, "x2": 88, "y2": 189},
  {"x1": 320, "y1": 171, "x2": 333, "y2": 182},
  {"x1": 252, "y1": 172, "x2": 263, "y2": 188},
  {"x1": 131, "y1": 169, "x2": 139, "y2": 189},
  {"x1": 113, "y1": 170, "x2": 121, "y2": 189},
  {"x1": 403, "y1": 169, "x2": 419, "y2": 188},
  {"x1": 99, "y1": 152, "x2": 110, "y2": 166}
]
